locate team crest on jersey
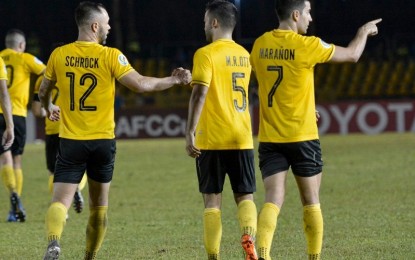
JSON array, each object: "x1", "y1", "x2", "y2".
[
  {"x1": 34, "y1": 57, "x2": 43, "y2": 64},
  {"x1": 320, "y1": 39, "x2": 331, "y2": 49},
  {"x1": 118, "y1": 54, "x2": 129, "y2": 66}
]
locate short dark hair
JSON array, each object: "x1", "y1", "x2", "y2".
[
  {"x1": 5, "y1": 29, "x2": 25, "y2": 48},
  {"x1": 275, "y1": 0, "x2": 307, "y2": 21},
  {"x1": 75, "y1": 1, "x2": 107, "y2": 27},
  {"x1": 206, "y1": 0, "x2": 238, "y2": 30}
]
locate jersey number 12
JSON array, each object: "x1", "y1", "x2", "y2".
[{"x1": 66, "y1": 72, "x2": 97, "y2": 111}]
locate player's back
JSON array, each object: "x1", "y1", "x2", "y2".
[
  {"x1": 250, "y1": 30, "x2": 334, "y2": 142},
  {"x1": 45, "y1": 41, "x2": 133, "y2": 140},
  {"x1": 193, "y1": 39, "x2": 253, "y2": 150},
  {"x1": 0, "y1": 48, "x2": 45, "y2": 116}
]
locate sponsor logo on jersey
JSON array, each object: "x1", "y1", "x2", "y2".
[
  {"x1": 320, "y1": 39, "x2": 331, "y2": 49},
  {"x1": 118, "y1": 54, "x2": 129, "y2": 66},
  {"x1": 34, "y1": 57, "x2": 44, "y2": 64}
]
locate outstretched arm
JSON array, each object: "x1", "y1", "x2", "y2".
[
  {"x1": 185, "y1": 84, "x2": 208, "y2": 158},
  {"x1": 330, "y1": 18, "x2": 382, "y2": 63},
  {"x1": 118, "y1": 68, "x2": 192, "y2": 93}
]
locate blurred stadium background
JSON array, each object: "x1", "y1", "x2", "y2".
[{"x1": 0, "y1": 0, "x2": 414, "y2": 139}]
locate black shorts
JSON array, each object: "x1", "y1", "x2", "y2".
[
  {"x1": 54, "y1": 138, "x2": 116, "y2": 184},
  {"x1": 45, "y1": 134, "x2": 60, "y2": 173},
  {"x1": 258, "y1": 140, "x2": 323, "y2": 178},
  {"x1": 0, "y1": 115, "x2": 26, "y2": 155},
  {"x1": 196, "y1": 149, "x2": 256, "y2": 194}
]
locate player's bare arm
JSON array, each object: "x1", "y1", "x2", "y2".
[
  {"x1": 330, "y1": 18, "x2": 382, "y2": 63},
  {"x1": 118, "y1": 68, "x2": 191, "y2": 93},
  {"x1": 38, "y1": 77, "x2": 60, "y2": 121},
  {"x1": 0, "y1": 79, "x2": 14, "y2": 149},
  {"x1": 185, "y1": 84, "x2": 208, "y2": 158}
]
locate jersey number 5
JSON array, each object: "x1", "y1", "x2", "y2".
[
  {"x1": 267, "y1": 65, "x2": 283, "y2": 107},
  {"x1": 66, "y1": 72, "x2": 97, "y2": 111},
  {"x1": 232, "y1": 72, "x2": 247, "y2": 112}
]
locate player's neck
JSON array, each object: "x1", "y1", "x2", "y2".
[
  {"x1": 77, "y1": 30, "x2": 99, "y2": 43},
  {"x1": 212, "y1": 31, "x2": 233, "y2": 42},
  {"x1": 278, "y1": 21, "x2": 297, "y2": 33}
]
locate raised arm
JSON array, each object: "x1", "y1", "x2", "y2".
[
  {"x1": 330, "y1": 18, "x2": 382, "y2": 63},
  {"x1": 118, "y1": 68, "x2": 191, "y2": 93}
]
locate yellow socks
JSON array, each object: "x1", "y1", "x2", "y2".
[
  {"x1": 85, "y1": 206, "x2": 108, "y2": 260},
  {"x1": 78, "y1": 173, "x2": 87, "y2": 191},
  {"x1": 303, "y1": 204, "x2": 323, "y2": 260},
  {"x1": 237, "y1": 200, "x2": 257, "y2": 237},
  {"x1": 45, "y1": 202, "x2": 68, "y2": 242},
  {"x1": 1, "y1": 165, "x2": 16, "y2": 193},
  {"x1": 203, "y1": 208, "x2": 222, "y2": 260},
  {"x1": 14, "y1": 168, "x2": 23, "y2": 196},
  {"x1": 257, "y1": 202, "x2": 280, "y2": 260}
]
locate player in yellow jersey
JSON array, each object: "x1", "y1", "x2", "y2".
[
  {"x1": 0, "y1": 29, "x2": 46, "y2": 222},
  {"x1": 32, "y1": 75, "x2": 87, "y2": 215},
  {"x1": 185, "y1": 1, "x2": 257, "y2": 259},
  {"x1": 250, "y1": 1, "x2": 381, "y2": 259},
  {"x1": 0, "y1": 57, "x2": 14, "y2": 152},
  {"x1": 39, "y1": 2, "x2": 191, "y2": 259}
]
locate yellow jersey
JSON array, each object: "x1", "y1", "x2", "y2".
[
  {"x1": 0, "y1": 48, "x2": 46, "y2": 117},
  {"x1": 250, "y1": 30, "x2": 335, "y2": 143},
  {"x1": 44, "y1": 41, "x2": 134, "y2": 140},
  {"x1": 0, "y1": 57, "x2": 7, "y2": 80},
  {"x1": 191, "y1": 39, "x2": 253, "y2": 150}
]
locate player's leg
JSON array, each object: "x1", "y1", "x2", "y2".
[
  {"x1": 73, "y1": 173, "x2": 87, "y2": 213},
  {"x1": 256, "y1": 143, "x2": 288, "y2": 260},
  {"x1": 203, "y1": 193, "x2": 223, "y2": 260},
  {"x1": 84, "y1": 139, "x2": 115, "y2": 260},
  {"x1": 294, "y1": 174, "x2": 323, "y2": 260},
  {"x1": 197, "y1": 150, "x2": 226, "y2": 260},
  {"x1": 44, "y1": 182, "x2": 78, "y2": 260},
  {"x1": 1, "y1": 115, "x2": 26, "y2": 222},
  {"x1": 45, "y1": 134, "x2": 60, "y2": 195},
  {"x1": 0, "y1": 115, "x2": 16, "y2": 199},
  {"x1": 84, "y1": 179, "x2": 110, "y2": 260},
  {"x1": 227, "y1": 149, "x2": 258, "y2": 260},
  {"x1": 257, "y1": 171, "x2": 286, "y2": 260},
  {"x1": 44, "y1": 138, "x2": 88, "y2": 259},
  {"x1": 1, "y1": 151, "x2": 15, "y2": 193},
  {"x1": 291, "y1": 140, "x2": 324, "y2": 260},
  {"x1": 12, "y1": 154, "x2": 23, "y2": 196},
  {"x1": 235, "y1": 193, "x2": 258, "y2": 260},
  {"x1": 11, "y1": 116, "x2": 26, "y2": 197}
]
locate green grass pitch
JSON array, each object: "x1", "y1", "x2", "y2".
[{"x1": 0, "y1": 133, "x2": 414, "y2": 259}]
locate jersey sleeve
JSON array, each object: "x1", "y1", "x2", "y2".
[
  {"x1": 32, "y1": 75, "x2": 43, "y2": 101},
  {"x1": 304, "y1": 36, "x2": 335, "y2": 65},
  {"x1": 23, "y1": 53, "x2": 46, "y2": 75},
  {"x1": 191, "y1": 48, "x2": 212, "y2": 87},
  {"x1": 108, "y1": 48, "x2": 134, "y2": 80},
  {"x1": 44, "y1": 48, "x2": 58, "y2": 81}
]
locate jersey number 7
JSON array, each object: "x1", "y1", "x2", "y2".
[{"x1": 267, "y1": 65, "x2": 283, "y2": 107}]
